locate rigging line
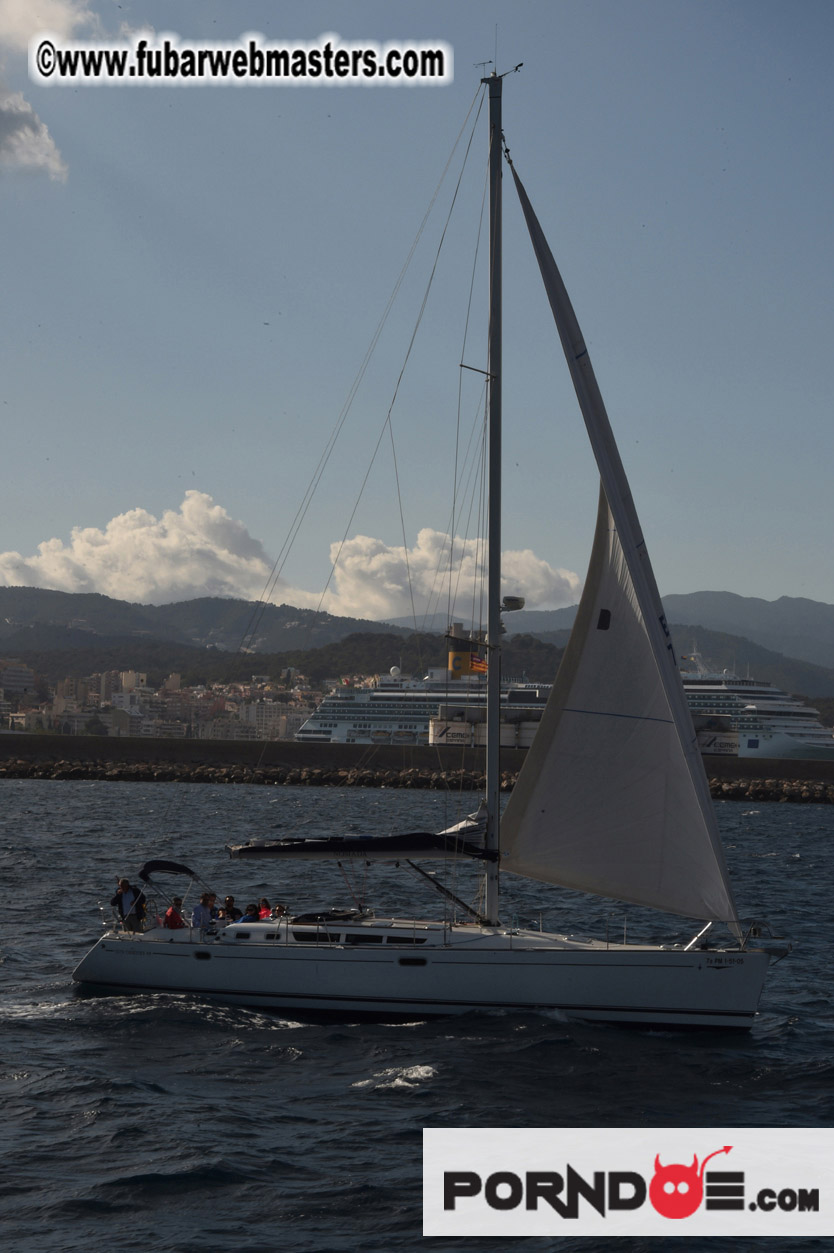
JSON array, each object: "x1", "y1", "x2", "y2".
[
  {"x1": 447, "y1": 152, "x2": 490, "y2": 632},
  {"x1": 429, "y1": 392, "x2": 486, "y2": 632},
  {"x1": 337, "y1": 862, "x2": 362, "y2": 910},
  {"x1": 235, "y1": 85, "x2": 485, "y2": 655},
  {"x1": 244, "y1": 94, "x2": 480, "y2": 647},
  {"x1": 316, "y1": 90, "x2": 486, "y2": 621},
  {"x1": 427, "y1": 158, "x2": 491, "y2": 635},
  {"x1": 420, "y1": 398, "x2": 484, "y2": 635},
  {"x1": 466, "y1": 401, "x2": 489, "y2": 649},
  {"x1": 452, "y1": 401, "x2": 489, "y2": 623},
  {"x1": 417, "y1": 177, "x2": 489, "y2": 633},
  {"x1": 428, "y1": 458, "x2": 482, "y2": 634},
  {"x1": 393, "y1": 91, "x2": 489, "y2": 648},
  {"x1": 419, "y1": 377, "x2": 485, "y2": 630},
  {"x1": 419, "y1": 150, "x2": 489, "y2": 635},
  {"x1": 405, "y1": 860, "x2": 484, "y2": 924},
  {"x1": 479, "y1": 109, "x2": 501, "y2": 648},
  {"x1": 422, "y1": 378, "x2": 487, "y2": 627},
  {"x1": 430, "y1": 424, "x2": 489, "y2": 757}
]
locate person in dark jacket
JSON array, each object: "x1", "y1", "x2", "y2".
[
  {"x1": 223, "y1": 896, "x2": 242, "y2": 921},
  {"x1": 111, "y1": 877, "x2": 146, "y2": 932}
]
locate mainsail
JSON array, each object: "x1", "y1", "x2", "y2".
[
  {"x1": 228, "y1": 830, "x2": 487, "y2": 863},
  {"x1": 501, "y1": 166, "x2": 739, "y2": 928}
]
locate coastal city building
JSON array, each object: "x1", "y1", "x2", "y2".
[
  {"x1": 1, "y1": 652, "x2": 832, "y2": 762},
  {"x1": 0, "y1": 660, "x2": 38, "y2": 697},
  {"x1": 0, "y1": 660, "x2": 317, "y2": 743}
]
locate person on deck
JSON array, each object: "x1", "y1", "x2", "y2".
[
  {"x1": 111, "y1": 878, "x2": 146, "y2": 933},
  {"x1": 191, "y1": 892, "x2": 214, "y2": 929},
  {"x1": 258, "y1": 898, "x2": 272, "y2": 919},
  {"x1": 223, "y1": 896, "x2": 242, "y2": 921},
  {"x1": 238, "y1": 903, "x2": 260, "y2": 923},
  {"x1": 164, "y1": 897, "x2": 186, "y2": 929}
]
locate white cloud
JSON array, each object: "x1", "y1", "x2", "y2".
[
  {"x1": 0, "y1": 87, "x2": 66, "y2": 179},
  {"x1": 0, "y1": 0, "x2": 96, "y2": 181},
  {"x1": 314, "y1": 527, "x2": 581, "y2": 621},
  {"x1": 0, "y1": 492, "x2": 275, "y2": 603},
  {"x1": 0, "y1": 501, "x2": 581, "y2": 617},
  {"x1": 0, "y1": 0, "x2": 96, "y2": 53}
]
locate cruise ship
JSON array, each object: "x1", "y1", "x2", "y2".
[
  {"x1": 296, "y1": 652, "x2": 834, "y2": 760},
  {"x1": 295, "y1": 664, "x2": 551, "y2": 749},
  {"x1": 682, "y1": 662, "x2": 834, "y2": 760}
]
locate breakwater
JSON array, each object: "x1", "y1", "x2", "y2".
[
  {"x1": 0, "y1": 758, "x2": 492, "y2": 790},
  {"x1": 2, "y1": 738, "x2": 834, "y2": 802}
]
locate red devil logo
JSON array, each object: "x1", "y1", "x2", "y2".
[{"x1": 649, "y1": 1146, "x2": 732, "y2": 1219}]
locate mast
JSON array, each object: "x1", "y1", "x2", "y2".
[{"x1": 483, "y1": 70, "x2": 503, "y2": 925}]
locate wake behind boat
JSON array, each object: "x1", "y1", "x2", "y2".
[{"x1": 73, "y1": 73, "x2": 787, "y2": 1028}]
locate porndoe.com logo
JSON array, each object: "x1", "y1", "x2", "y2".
[{"x1": 423, "y1": 1128, "x2": 832, "y2": 1237}]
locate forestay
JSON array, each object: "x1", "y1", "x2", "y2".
[{"x1": 500, "y1": 166, "x2": 739, "y2": 929}]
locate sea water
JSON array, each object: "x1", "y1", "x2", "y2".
[{"x1": 1, "y1": 780, "x2": 831, "y2": 1252}]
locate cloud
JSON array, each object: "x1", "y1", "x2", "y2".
[
  {"x1": 0, "y1": 0, "x2": 96, "y2": 181},
  {"x1": 0, "y1": 88, "x2": 67, "y2": 179},
  {"x1": 0, "y1": 501, "x2": 581, "y2": 617},
  {"x1": 315, "y1": 527, "x2": 582, "y2": 621},
  {"x1": 0, "y1": 0, "x2": 96, "y2": 53},
  {"x1": 0, "y1": 492, "x2": 275, "y2": 603}
]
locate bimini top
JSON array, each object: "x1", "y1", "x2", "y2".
[{"x1": 138, "y1": 859, "x2": 199, "y2": 882}]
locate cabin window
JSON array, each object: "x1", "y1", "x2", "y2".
[
  {"x1": 345, "y1": 933, "x2": 384, "y2": 944},
  {"x1": 235, "y1": 931, "x2": 251, "y2": 940},
  {"x1": 386, "y1": 936, "x2": 427, "y2": 945},
  {"x1": 292, "y1": 930, "x2": 339, "y2": 943},
  {"x1": 597, "y1": 609, "x2": 611, "y2": 630},
  {"x1": 398, "y1": 957, "x2": 427, "y2": 966},
  {"x1": 194, "y1": 950, "x2": 212, "y2": 960}
]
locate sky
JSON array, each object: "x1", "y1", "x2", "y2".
[{"x1": 1, "y1": 0, "x2": 832, "y2": 621}]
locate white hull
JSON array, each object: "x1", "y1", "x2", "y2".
[
  {"x1": 737, "y1": 732, "x2": 834, "y2": 760},
  {"x1": 73, "y1": 920, "x2": 770, "y2": 1028},
  {"x1": 686, "y1": 667, "x2": 834, "y2": 761},
  {"x1": 698, "y1": 727, "x2": 834, "y2": 760}
]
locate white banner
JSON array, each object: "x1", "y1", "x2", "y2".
[{"x1": 424, "y1": 1127, "x2": 832, "y2": 1237}]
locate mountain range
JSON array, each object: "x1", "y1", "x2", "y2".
[
  {"x1": 2, "y1": 586, "x2": 834, "y2": 700},
  {"x1": 0, "y1": 588, "x2": 406, "y2": 654},
  {"x1": 391, "y1": 592, "x2": 834, "y2": 673}
]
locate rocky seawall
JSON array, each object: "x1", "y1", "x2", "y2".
[{"x1": 2, "y1": 749, "x2": 834, "y2": 803}]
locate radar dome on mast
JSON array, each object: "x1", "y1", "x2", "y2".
[{"x1": 502, "y1": 596, "x2": 525, "y2": 613}]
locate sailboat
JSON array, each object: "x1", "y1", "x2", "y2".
[{"x1": 73, "y1": 74, "x2": 786, "y2": 1027}]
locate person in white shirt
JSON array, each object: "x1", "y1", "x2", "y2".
[{"x1": 191, "y1": 892, "x2": 213, "y2": 929}]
